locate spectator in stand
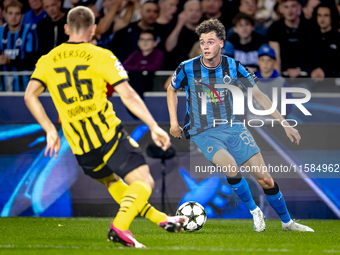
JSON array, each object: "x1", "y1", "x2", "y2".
[
  {"x1": 3, "y1": 0, "x2": 30, "y2": 12},
  {"x1": 226, "y1": 0, "x2": 267, "y2": 39},
  {"x1": 0, "y1": 1, "x2": 38, "y2": 91},
  {"x1": 306, "y1": 3, "x2": 340, "y2": 83},
  {"x1": 123, "y1": 30, "x2": 164, "y2": 99},
  {"x1": 224, "y1": 13, "x2": 267, "y2": 72},
  {"x1": 36, "y1": 0, "x2": 68, "y2": 56},
  {"x1": 22, "y1": 0, "x2": 47, "y2": 28},
  {"x1": 157, "y1": 0, "x2": 178, "y2": 26},
  {"x1": 268, "y1": 0, "x2": 312, "y2": 78},
  {"x1": 156, "y1": 0, "x2": 178, "y2": 44},
  {"x1": 164, "y1": 0, "x2": 202, "y2": 70},
  {"x1": 247, "y1": 44, "x2": 292, "y2": 123},
  {"x1": 200, "y1": 0, "x2": 229, "y2": 28},
  {"x1": 110, "y1": 0, "x2": 159, "y2": 62},
  {"x1": 96, "y1": 0, "x2": 135, "y2": 48},
  {"x1": 302, "y1": 0, "x2": 320, "y2": 20}
]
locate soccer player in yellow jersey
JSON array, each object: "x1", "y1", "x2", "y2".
[{"x1": 24, "y1": 6, "x2": 186, "y2": 248}]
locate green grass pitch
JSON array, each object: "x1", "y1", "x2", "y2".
[{"x1": 0, "y1": 218, "x2": 339, "y2": 255}]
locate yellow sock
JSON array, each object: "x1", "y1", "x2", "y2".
[
  {"x1": 140, "y1": 203, "x2": 167, "y2": 224},
  {"x1": 108, "y1": 180, "x2": 167, "y2": 225},
  {"x1": 108, "y1": 179, "x2": 128, "y2": 204},
  {"x1": 113, "y1": 180, "x2": 151, "y2": 230}
]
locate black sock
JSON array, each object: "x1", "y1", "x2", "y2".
[
  {"x1": 263, "y1": 182, "x2": 280, "y2": 195},
  {"x1": 227, "y1": 172, "x2": 243, "y2": 185}
]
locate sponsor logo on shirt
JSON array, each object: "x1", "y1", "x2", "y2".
[{"x1": 115, "y1": 60, "x2": 124, "y2": 71}]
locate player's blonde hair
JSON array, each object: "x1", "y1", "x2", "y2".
[{"x1": 67, "y1": 6, "x2": 95, "y2": 33}]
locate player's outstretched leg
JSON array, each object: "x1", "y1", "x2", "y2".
[
  {"x1": 227, "y1": 172, "x2": 266, "y2": 232},
  {"x1": 264, "y1": 182, "x2": 314, "y2": 232},
  {"x1": 100, "y1": 166, "x2": 185, "y2": 248},
  {"x1": 245, "y1": 153, "x2": 314, "y2": 232},
  {"x1": 212, "y1": 149, "x2": 266, "y2": 232},
  {"x1": 106, "y1": 175, "x2": 186, "y2": 233},
  {"x1": 108, "y1": 178, "x2": 151, "y2": 248}
]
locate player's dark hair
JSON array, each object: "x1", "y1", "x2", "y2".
[
  {"x1": 232, "y1": 13, "x2": 254, "y2": 27},
  {"x1": 140, "y1": 30, "x2": 156, "y2": 41},
  {"x1": 195, "y1": 19, "x2": 226, "y2": 41},
  {"x1": 67, "y1": 6, "x2": 95, "y2": 32},
  {"x1": 0, "y1": 1, "x2": 4, "y2": 11},
  {"x1": 312, "y1": 3, "x2": 339, "y2": 30},
  {"x1": 5, "y1": 0, "x2": 23, "y2": 13}
]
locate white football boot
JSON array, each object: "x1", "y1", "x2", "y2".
[
  {"x1": 282, "y1": 220, "x2": 314, "y2": 232},
  {"x1": 250, "y1": 207, "x2": 266, "y2": 232}
]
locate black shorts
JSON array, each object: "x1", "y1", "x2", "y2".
[{"x1": 75, "y1": 126, "x2": 146, "y2": 179}]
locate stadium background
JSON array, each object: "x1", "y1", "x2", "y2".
[
  {"x1": 1, "y1": 89, "x2": 339, "y2": 220},
  {"x1": 0, "y1": 0, "x2": 339, "y2": 221}
]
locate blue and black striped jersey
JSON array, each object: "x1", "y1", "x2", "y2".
[
  {"x1": 0, "y1": 23, "x2": 38, "y2": 91},
  {"x1": 171, "y1": 55, "x2": 258, "y2": 137}
]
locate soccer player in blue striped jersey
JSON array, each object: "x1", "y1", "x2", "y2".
[
  {"x1": 167, "y1": 19, "x2": 314, "y2": 232},
  {"x1": 0, "y1": 1, "x2": 38, "y2": 91}
]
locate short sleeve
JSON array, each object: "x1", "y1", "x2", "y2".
[
  {"x1": 100, "y1": 52, "x2": 129, "y2": 87},
  {"x1": 30, "y1": 57, "x2": 48, "y2": 88},
  {"x1": 171, "y1": 63, "x2": 188, "y2": 90},
  {"x1": 236, "y1": 60, "x2": 258, "y2": 89}
]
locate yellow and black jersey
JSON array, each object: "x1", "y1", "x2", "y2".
[{"x1": 31, "y1": 42, "x2": 129, "y2": 155}]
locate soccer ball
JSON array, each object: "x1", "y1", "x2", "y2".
[{"x1": 176, "y1": 201, "x2": 207, "y2": 231}]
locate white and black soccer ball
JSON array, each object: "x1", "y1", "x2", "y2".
[{"x1": 176, "y1": 201, "x2": 207, "y2": 231}]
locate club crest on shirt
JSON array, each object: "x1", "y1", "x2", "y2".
[
  {"x1": 207, "y1": 146, "x2": 213, "y2": 153},
  {"x1": 223, "y1": 74, "x2": 231, "y2": 84},
  {"x1": 15, "y1": 38, "x2": 22, "y2": 47}
]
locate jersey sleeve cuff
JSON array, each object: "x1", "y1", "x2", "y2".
[
  {"x1": 111, "y1": 78, "x2": 128, "y2": 87},
  {"x1": 171, "y1": 81, "x2": 180, "y2": 90},
  {"x1": 30, "y1": 77, "x2": 47, "y2": 88}
]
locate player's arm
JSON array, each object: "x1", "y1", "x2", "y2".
[
  {"x1": 167, "y1": 85, "x2": 182, "y2": 139},
  {"x1": 114, "y1": 81, "x2": 170, "y2": 151},
  {"x1": 252, "y1": 85, "x2": 301, "y2": 145},
  {"x1": 24, "y1": 80, "x2": 60, "y2": 157}
]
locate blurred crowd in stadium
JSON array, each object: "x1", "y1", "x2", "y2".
[{"x1": 0, "y1": 0, "x2": 339, "y2": 92}]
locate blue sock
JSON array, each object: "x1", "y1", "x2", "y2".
[
  {"x1": 264, "y1": 182, "x2": 291, "y2": 223},
  {"x1": 229, "y1": 177, "x2": 257, "y2": 211}
]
